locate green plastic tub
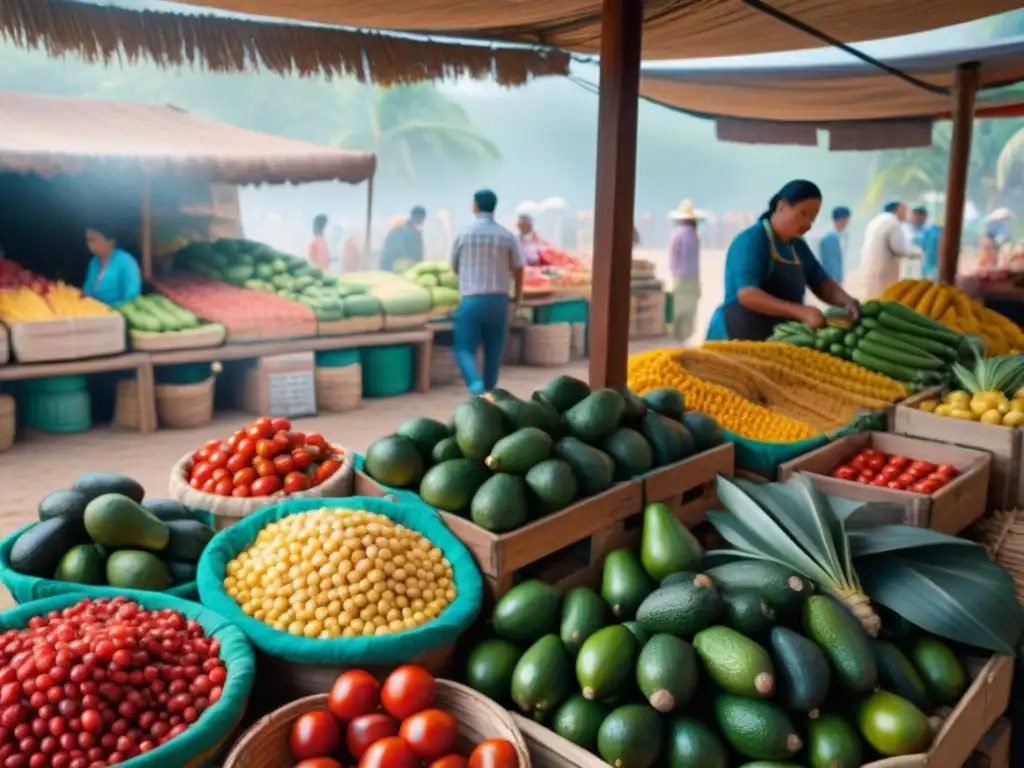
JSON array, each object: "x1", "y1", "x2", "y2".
[
  {"x1": 535, "y1": 299, "x2": 589, "y2": 325},
  {"x1": 361, "y1": 344, "x2": 414, "y2": 398},
  {"x1": 315, "y1": 348, "x2": 361, "y2": 368},
  {"x1": 23, "y1": 383, "x2": 91, "y2": 433},
  {"x1": 156, "y1": 363, "x2": 214, "y2": 385},
  {"x1": 21, "y1": 375, "x2": 88, "y2": 393}
]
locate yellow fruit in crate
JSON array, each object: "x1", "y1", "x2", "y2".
[
  {"x1": 934, "y1": 404, "x2": 954, "y2": 417},
  {"x1": 1015, "y1": 387, "x2": 1024, "y2": 400},
  {"x1": 1011, "y1": 399, "x2": 1024, "y2": 414},
  {"x1": 981, "y1": 409, "x2": 1004, "y2": 425},
  {"x1": 950, "y1": 409, "x2": 979, "y2": 420},
  {"x1": 945, "y1": 390, "x2": 970, "y2": 407},
  {"x1": 970, "y1": 398, "x2": 991, "y2": 416},
  {"x1": 918, "y1": 400, "x2": 938, "y2": 414},
  {"x1": 997, "y1": 400, "x2": 1012, "y2": 415},
  {"x1": 1003, "y1": 411, "x2": 1024, "y2": 428}
]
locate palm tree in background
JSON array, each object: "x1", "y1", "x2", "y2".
[{"x1": 331, "y1": 83, "x2": 501, "y2": 187}]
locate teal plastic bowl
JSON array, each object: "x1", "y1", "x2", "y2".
[
  {"x1": 361, "y1": 345, "x2": 414, "y2": 398},
  {"x1": 315, "y1": 349, "x2": 361, "y2": 368},
  {"x1": 23, "y1": 388, "x2": 91, "y2": 433},
  {"x1": 21, "y1": 375, "x2": 88, "y2": 394},
  {"x1": 535, "y1": 299, "x2": 589, "y2": 325},
  {"x1": 156, "y1": 363, "x2": 213, "y2": 385}
]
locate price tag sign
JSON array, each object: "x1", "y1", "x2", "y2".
[{"x1": 262, "y1": 352, "x2": 317, "y2": 417}]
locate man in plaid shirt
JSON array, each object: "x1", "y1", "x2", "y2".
[{"x1": 450, "y1": 189, "x2": 525, "y2": 395}]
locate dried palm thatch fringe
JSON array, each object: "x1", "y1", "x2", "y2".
[{"x1": 0, "y1": 0, "x2": 570, "y2": 86}]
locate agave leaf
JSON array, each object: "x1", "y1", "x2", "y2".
[
  {"x1": 703, "y1": 548, "x2": 780, "y2": 569},
  {"x1": 848, "y1": 524, "x2": 987, "y2": 557},
  {"x1": 793, "y1": 474, "x2": 853, "y2": 588},
  {"x1": 856, "y1": 552, "x2": 1022, "y2": 654}
]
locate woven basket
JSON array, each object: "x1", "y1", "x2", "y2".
[
  {"x1": 523, "y1": 323, "x2": 572, "y2": 367},
  {"x1": 504, "y1": 329, "x2": 523, "y2": 365},
  {"x1": 972, "y1": 509, "x2": 1024, "y2": 607},
  {"x1": 113, "y1": 378, "x2": 140, "y2": 431},
  {"x1": 431, "y1": 345, "x2": 460, "y2": 386},
  {"x1": 0, "y1": 394, "x2": 14, "y2": 452},
  {"x1": 156, "y1": 377, "x2": 215, "y2": 429},
  {"x1": 315, "y1": 364, "x2": 362, "y2": 412},
  {"x1": 224, "y1": 680, "x2": 531, "y2": 768},
  {"x1": 0, "y1": 323, "x2": 8, "y2": 365},
  {"x1": 570, "y1": 322, "x2": 587, "y2": 360}
]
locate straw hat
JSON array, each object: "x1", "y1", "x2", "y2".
[{"x1": 669, "y1": 200, "x2": 700, "y2": 221}]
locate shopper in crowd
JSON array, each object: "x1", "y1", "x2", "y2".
[
  {"x1": 706, "y1": 180, "x2": 859, "y2": 341},
  {"x1": 83, "y1": 222, "x2": 142, "y2": 307},
  {"x1": 515, "y1": 212, "x2": 544, "y2": 267},
  {"x1": 909, "y1": 206, "x2": 942, "y2": 281},
  {"x1": 817, "y1": 205, "x2": 851, "y2": 285},
  {"x1": 381, "y1": 205, "x2": 426, "y2": 273},
  {"x1": 668, "y1": 200, "x2": 702, "y2": 343},
  {"x1": 307, "y1": 214, "x2": 331, "y2": 273},
  {"x1": 860, "y1": 200, "x2": 923, "y2": 299},
  {"x1": 450, "y1": 189, "x2": 525, "y2": 395}
]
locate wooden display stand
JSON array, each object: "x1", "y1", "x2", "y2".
[
  {"x1": 643, "y1": 443, "x2": 734, "y2": 524},
  {"x1": 8, "y1": 315, "x2": 126, "y2": 363}
]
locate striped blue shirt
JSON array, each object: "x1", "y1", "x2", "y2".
[{"x1": 450, "y1": 214, "x2": 525, "y2": 296}]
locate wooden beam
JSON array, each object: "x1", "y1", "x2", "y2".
[
  {"x1": 938, "y1": 62, "x2": 980, "y2": 285},
  {"x1": 140, "y1": 177, "x2": 153, "y2": 279},
  {"x1": 364, "y1": 175, "x2": 375, "y2": 260},
  {"x1": 587, "y1": 0, "x2": 643, "y2": 388}
]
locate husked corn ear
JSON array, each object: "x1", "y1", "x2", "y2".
[{"x1": 0, "y1": 283, "x2": 112, "y2": 322}]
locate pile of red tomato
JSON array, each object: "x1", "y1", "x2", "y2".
[
  {"x1": 830, "y1": 447, "x2": 959, "y2": 495},
  {"x1": 0, "y1": 597, "x2": 227, "y2": 767},
  {"x1": 288, "y1": 666, "x2": 518, "y2": 768},
  {"x1": 187, "y1": 417, "x2": 343, "y2": 498}
]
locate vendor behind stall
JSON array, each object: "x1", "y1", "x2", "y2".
[{"x1": 83, "y1": 223, "x2": 142, "y2": 307}]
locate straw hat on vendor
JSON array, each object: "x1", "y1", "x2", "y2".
[{"x1": 667, "y1": 200, "x2": 703, "y2": 343}]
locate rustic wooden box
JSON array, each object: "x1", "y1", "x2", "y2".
[
  {"x1": 778, "y1": 432, "x2": 991, "y2": 533},
  {"x1": 513, "y1": 654, "x2": 1013, "y2": 768},
  {"x1": 895, "y1": 389, "x2": 1022, "y2": 512},
  {"x1": 967, "y1": 718, "x2": 1011, "y2": 768},
  {"x1": 9, "y1": 314, "x2": 126, "y2": 363}
]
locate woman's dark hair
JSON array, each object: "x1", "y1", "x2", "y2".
[
  {"x1": 85, "y1": 222, "x2": 118, "y2": 241},
  {"x1": 313, "y1": 214, "x2": 328, "y2": 235},
  {"x1": 761, "y1": 180, "x2": 822, "y2": 220}
]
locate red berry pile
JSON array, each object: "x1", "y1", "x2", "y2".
[{"x1": 0, "y1": 597, "x2": 226, "y2": 768}]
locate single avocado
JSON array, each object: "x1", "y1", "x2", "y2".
[
  {"x1": 466, "y1": 638, "x2": 523, "y2": 703},
  {"x1": 601, "y1": 549, "x2": 655, "y2": 620},
  {"x1": 72, "y1": 472, "x2": 145, "y2": 504},
  {"x1": 660, "y1": 571, "x2": 706, "y2": 588},
  {"x1": 470, "y1": 473, "x2": 529, "y2": 532},
  {"x1": 554, "y1": 437, "x2": 615, "y2": 497},
  {"x1": 715, "y1": 694, "x2": 802, "y2": 761},
  {"x1": 395, "y1": 417, "x2": 451, "y2": 460},
  {"x1": 613, "y1": 386, "x2": 648, "y2": 422},
  {"x1": 493, "y1": 579, "x2": 561, "y2": 643},
  {"x1": 857, "y1": 690, "x2": 931, "y2": 757},
  {"x1": 769, "y1": 626, "x2": 831, "y2": 713},
  {"x1": 539, "y1": 375, "x2": 592, "y2": 413},
  {"x1": 55, "y1": 544, "x2": 106, "y2": 585},
  {"x1": 803, "y1": 596, "x2": 878, "y2": 693},
  {"x1": 560, "y1": 587, "x2": 610, "y2": 655},
  {"x1": 418, "y1": 459, "x2": 490, "y2": 514},
  {"x1": 453, "y1": 397, "x2": 507, "y2": 461},
  {"x1": 430, "y1": 436, "x2": 463, "y2": 464},
  {"x1": 143, "y1": 498, "x2": 201, "y2": 523},
  {"x1": 635, "y1": 579, "x2": 722, "y2": 638},
  {"x1": 511, "y1": 634, "x2": 573, "y2": 720},
  {"x1": 665, "y1": 717, "x2": 728, "y2": 768},
  {"x1": 636, "y1": 633, "x2": 699, "y2": 712},
  {"x1": 722, "y1": 592, "x2": 775, "y2": 637},
  {"x1": 693, "y1": 626, "x2": 775, "y2": 698},
  {"x1": 9, "y1": 517, "x2": 88, "y2": 578},
  {"x1": 639, "y1": 502, "x2": 703, "y2": 581},
  {"x1": 525, "y1": 459, "x2": 578, "y2": 515},
  {"x1": 705, "y1": 561, "x2": 810, "y2": 617},
  {"x1": 576, "y1": 624, "x2": 638, "y2": 701},
  {"x1": 597, "y1": 704, "x2": 664, "y2": 768},
  {"x1": 681, "y1": 412, "x2": 724, "y2": 451},
  {"x1": 643, "y1": 388, "x2": 685, "y2": 420},
  {"x1": 486, "y1": 392, "x2": 561, "y2": 435},
  {"x1": 563, "y1": 389, "x2": 626, "y2": 445},
  {"x1": 807, "y1": 714, "x2": 862, "y2": 768},
  {"x1": 364, "y1": 434, "x2": 425, "y2": 488},
  {"x1": 162, "y1": 519, "x2": 214, "y2": 563},
  {"x1": 37, "y1": 489, "x2": 89, "y2": 522},
  {"x1": 641, "y1": 412, "x2": 695, "y2": 467},
  {"x1": 106, "y1": 550, "x2": 172, "y2": 592},
  {"x1": 485, "y1": 427, "x2": 554, "y2": 474},
  {"x1": 528, "y1": 393, "x2": 566, "y2": 438},
  {"x1": 602, "y1": 428, "x2": 654, "y2": 479},
  {"x1": 910, "y1": 637, "x2": 966, "y2": 706},
  {"x1": 873, "y1": 640, "x2": 930, "y2": 710},
  {"x1": 551, "y1": 694, "x2": 609, "y2": 752},
  {"x1": 83, "y1": 494, "x2": 170, "y2": 552}
]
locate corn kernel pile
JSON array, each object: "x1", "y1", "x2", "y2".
[{"x1": 225, "y1": 507, "x2": 456, "y2": 639}]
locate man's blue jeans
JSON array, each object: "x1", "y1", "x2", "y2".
[{"x1": 454, "y1": 293, "x2": 509, "y2": 395}]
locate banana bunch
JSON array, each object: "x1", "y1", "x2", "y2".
[
  {"x1": 0, "y1": 283, "x2": 111, "y2": 322},
  {"x1": 46, "y1": 282, "x2": 111, "y2": 318}
]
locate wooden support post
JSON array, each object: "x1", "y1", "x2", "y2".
[
  {"x1": 140, "y1": 177, "x2": 152, "y2": 280},
  {"x1": 364, "y1": 175, "x2": 375, "y2": 260},
  {"x1": 587, "y1": 0, "x2": 643, "y2": 388},
  {"x1": 938, "y1": 62, "x2": 980, "y2": 286}
]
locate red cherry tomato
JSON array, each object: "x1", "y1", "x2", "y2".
[
  {"x1": 317, "y1": 459, "x2": 342, "y2": 483},
  {"x1": 193, "y1": 447, "x2": 212, "y2": 463},
  {"x1": 849, "y1": 456, "x2": 868, "y2": 472},
  {"x1": 870, "y1": 476, "x2": 889, "y2": 487},
  {"x1": 295, "y1": 760, "x2": 344, "y2": 768},
  {"x1": 887, "y1": 454, "x2": 909, "y2": 470},
  {"x1": 273, "y1": 431, "x2": 293, "y2": 451},
  {"x1": 270, "y1": 417, "x2": 292, "y2": 432},
  {"x1": 289, "y1": 710, "x2": 341, "y2": 761},
  {"x1": 866, "y1": 455, "x2": 886, "y2": 472},
  {"x1": 225, "y1": 452, "x2": 250, "y2": 474},
  {"x1": 328, "y1": 670, "x2": 381, "y2": 721},
  {"x1": 207, "y1": 450, "x2": 229, "y2": 469},
  {"x1": 400, "y1": 709, "x2": 459, "y2": 762},
  {"x1": 227, "y1": 430, "x2": 244, "y2": 449},
  {"x1": 232, "y1": 484, "x2": 251, "y2": 498},
  {"x1": 292, "y1": 449, "x2": 314, "y2": 471},
  {"x1": 214, "y1": 478, "x2": 233, "y2": 496},
  {"x1": 887, "y1": 480, "x2": 907, "y2": 490},
  {"x1": 897, "y1": 473, "x2": 916, "y2": 486},
  {"x1": 236, "y1": 437, "x2": 256, "y2": 459},
  {"x1": 910, "y1": 460, "x2": 936, "y2": 473},
  {"x1": 879, "y1": 465, "x2": 901, "y2": 481},
  {"x1": 251, "y1": 475, "x2": 283, "y2": 496},
  {"x1": 858, "y1": 468, "x2": 876, "y2": 480},
  {"x1": 252, "y1": 456, "x2": 277, "y2": 478},
  {"x1": 345, "y1": 714, "x2": 398, "y2": 759},
  {"x1": 212, "y1": 467, "x2": 231, "y2": 481},
  {"x1": 284, "y1": 471, "x2": 311, "y2": 494},
  {"x1": 191, "y1": 461, "x2": 214, "y2": 485},
  {"x1": 906, "y1": 466, "x2": 929, "y2": 480},
  {"x1": 234, "y1": 467, "x2": 258, "y2": 487},
  {"x1": 202, "y1": 478, "x2": 217, "y2": 493},
  {"x1": 916, "y1": 479, "x2": 943, "y2": 495},
  {"x1": 255, "y1": 438, "x2": 279, "y2": 459},
  {"x1": 273, "y1": 454, "x2": 296, "y2": 475},
  {"x1": 305, "y1": 432, "x2": 328, "y2": 450},
  {"x1": 935, "y1": 463, "x2": 959, "y2": 478},
  {"x1": 430, "y1": 757, "x2": 469, "y2": 768},
  {"x1": 381, "y1": 666, "x2": 436, "y2": 720},
  {"x1": 832, "y1": 466, "x2": 857, "y2": 481},
  {"x1": 468, "y1": 739, "x2": 519, "y2": 768},
  {"x1": 358, "y1": 737, "x2": 419, "y2": 768}
]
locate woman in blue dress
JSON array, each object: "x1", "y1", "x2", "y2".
[
  {"x1": 83, "y1": 223, "x2": 142, "y2": 307},
  {"x1": 707, "y1": 180, "x2": 860, "y2": 341}
]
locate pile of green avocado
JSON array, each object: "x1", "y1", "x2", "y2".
[
  {"x1": 464, "y1": 503, "x2": 969, "y2": 768},
  {"x1": 363, "y1": 375, "x2": 725, "y2": 532},
  {"x1": 9, "y1": 472, "x2": 215, "y2": 592}
]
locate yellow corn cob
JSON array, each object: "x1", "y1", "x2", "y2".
[
  {"x1": 939, "y1": 306, "x2": 958, "y2": 328},
  {"x1": 0, "y1": 287, "x2": 55, "y2": 322},
  {"x1": 916, "y1": 283, "x2": 940, "y2": 317},
  {"x1": 901, "y1": 280, "x2": 931, "y2": 308},
  {"x1": 930, "y1": 284, "x2": 952, "y2": 319},
  {"x1": 882, "y1": 279, "x2": 914, "y2": 302}
]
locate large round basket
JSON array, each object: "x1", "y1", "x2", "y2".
[
  {"x1": 523, "y1": 323, "x2": 571, "y2": 367},
  {"x1": 223, "y1": 680, "x2": 531, "y2": 768},
  {"x1": 315, "y1": 364, "x2": 363, "y2": 412},
  {"x1": 113, "y1": 378, "x2": 140, "y2": 430},
  {"x1": 156, "y1": 377, "x2": 215, "y2": 428},
  {"x1": 0, "y1": 393, "x2": 14, "y2": 452}
]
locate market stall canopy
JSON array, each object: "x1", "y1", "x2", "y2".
[{"x1": 0, "y1": 90, "x2": 377, "y2": 185}]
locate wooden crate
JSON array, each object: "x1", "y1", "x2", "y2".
[
  {"x1": 966, "y1": 718, "x2": 1011, "y2": 768},
  {"x1": 643, "y1": 443, "x2": 734, "y2": 525},
  {"x1": 9, "y1": 314, "x2": 126, "y2": 363},
  {"x1": 513, "y1": 655, "x2": 1013, "y2": 768},
  {"x1": 778, "y1": 431, "x2": 991, "y2": 533},
  {"x1": 895, "y1": 388, "x2": 1021, "y2": 512}
]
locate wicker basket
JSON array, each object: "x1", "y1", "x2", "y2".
[
  {"x1": 570, "y1": 322, "x2": 587, "y2": 360},
  {"x1": 504, "y1": 328, "x2": 523, "y2": 365},
  {"x1": 431, "y1": 345, "x2": 460, "y2": 386},
  {"x1": 523, "y1": 323, "x2": 572, "y2": 367},
  {"x1": 0, "y1": 323, "x2": 9, "y2": 365},
  {"x1": 972, "y1": 509, "x2": 1024, "y2": 607},
  {"x1": 315, "y1": 364, "x2": 362, "y2": 412},
  {"x1": 113, "y1": 379, "x2": 140, "y2": 431},
  {"x1": 224, "y1": 680, "x2": 531, "y2": 768},
  {"x1": 155, "y1": 377, "x2": 215, "y2": 429},
  {"x1": 0, "y1": 394, "x2": 14, "y2": 452}
]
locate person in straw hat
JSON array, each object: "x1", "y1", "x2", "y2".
[{"x1": 668, "y1": 200, "x2": 702, "y2": 342}]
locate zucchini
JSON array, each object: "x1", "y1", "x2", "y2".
[
  {"x1": 829, "y1": 343, "x2": 846, "y2": 357},
  {"x1": 856, "y1": 338, "x2": 944, "y2": 370},
  {"x1": 860, "y1": 317, "x2": 880, "y2": 330},
  {"x1": 844, "y1": 332, "x2": 859, "y2": 348},
  {"x1": 855, "y1": 324, "x2": 870, "y2": 338},
  {"x1": 875, "y1": 327, "x2": 957, "y2": 361},
  {"x1": 851, "y1": 349, "x2": 918, "y2": 381},
  {"x1": 817, "y1": 327, "x2": 846, "y2": 344},
  {"x1": 862, "y1": 331, "x2": 945, "y2": 365},
  {"x1": 880, "y1": 301, "x2": 960, "y2": 335},
  {"x1": 861, "y1": 300, "x2": 882, "y2": 318},
  {"x1": 877, "y1": 312, "x2": 962, "y2": 345}
]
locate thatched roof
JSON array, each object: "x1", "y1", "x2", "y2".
[
  {"x1": 0, "y1": 89, "x2": 377, "y2": 184},
  {"x1": 0, "y1": 0, "x2": 571, "y2": 85}
]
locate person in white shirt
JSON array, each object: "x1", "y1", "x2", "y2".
[{"x1": 860, "y1": 201, "x2": 924, "y2": 299}]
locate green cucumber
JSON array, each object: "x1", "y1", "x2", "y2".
[
  {"x1": 880, "y1": 301, "x2": 960, "y2": 335},
  {"x1": 817, "y1": 327, "x2": 846, "y2": 344},
  {"x1": 851, "y1": 349, "x2": 918, "y2": 381},
  {"x1": 877, "y1": 311, "x2": 961, "y2": 345},
  {"x1": 861, "y1": 300, "x2": 881, "y2": 318},
  {"x1": 855, "y1": 338, "x2": 944, "y2": 370},
  {"x1": 862, "y1": 330, "x2": 947, "y2": 363},
  {"x1": 843, "y1": 332, "x2": 859, "y2": 348},
  {"x1": 860, "y1": 316, "x2": 879, "y2": 330},
  {"x1": 875, "y1": 328, "x2": 958, "y2": 361},
  {"x1": 829, "y1": 343, "x2": 846, "y2": 357}
]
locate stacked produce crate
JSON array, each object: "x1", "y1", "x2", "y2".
[{"x1": 629, "y1": 259, "x2": 665, "y2": 338}]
